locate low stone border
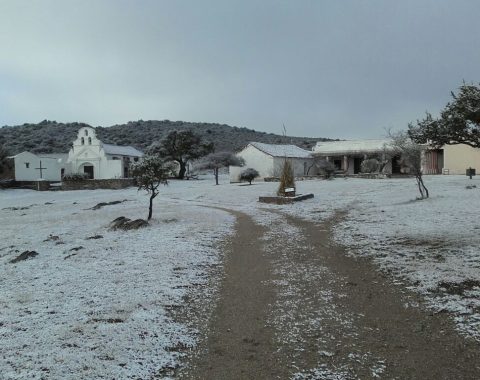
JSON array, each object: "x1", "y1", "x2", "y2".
[
  {"x1": 258, "y1": 193, "x2": 314, "y2": 204},
  {"x1": 62, "y1": 178, "x2": 136, "y2": 190}
]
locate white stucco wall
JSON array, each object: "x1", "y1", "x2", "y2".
[
  {"x1": 272, "y1": 157, "x2": 316, "y2": 177},
  {"x1": 13, "y1": 152, "x2": 66, "y2": 181},
  {"x1": 229, "y1": 144, "x2": 317, "y2": 182},
  {"x1": 229, "y1": 145, "x2": 275, "y2": 182},
  {"x1": 443, "y1": 144, "x2": 480, "y2": 175},
  {"x1": 67, "y1": 126, "x2": 129, "y2": 179}
]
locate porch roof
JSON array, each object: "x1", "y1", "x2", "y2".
[{"x1": 313, "y1": 139, "x2": 393, "y2": 155}]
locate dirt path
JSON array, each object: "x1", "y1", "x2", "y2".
[
  {"x1": 179, "y1": 209, "x2": 480, "y2": 379},
  {"x1": 179, "y1": 210, "x2": 289, "y2": 379}
]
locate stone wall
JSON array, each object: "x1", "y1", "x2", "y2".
[
  {"x1": 8, "y1": 180, "x2": 53, "y2": 190},
  {"x1": 61, "y1": 178, "x2": 136, "y2": 190}
]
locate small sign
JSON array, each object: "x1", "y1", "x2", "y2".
[{"x1": 466, "y1": 167, "x2": 476, "y2": 179}]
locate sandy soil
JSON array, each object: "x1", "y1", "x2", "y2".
[{"x1": 178, "y1": 209, "x2": 480, "y2": 379}]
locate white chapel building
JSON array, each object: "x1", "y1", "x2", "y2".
[{"x1": 12, "y1": 126, "x2": 143, "y2": 181}]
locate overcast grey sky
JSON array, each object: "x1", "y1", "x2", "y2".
[{"x1": 0, "y1": 0, "x2": 479, "y2": 138}]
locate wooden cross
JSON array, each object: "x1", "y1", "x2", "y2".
[{"x1": 35, "y1": 160, "x2": 47, "y2": 179}]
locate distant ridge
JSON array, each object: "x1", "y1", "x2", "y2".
[{"x1": 0, "y1": 119, "x2": 334, "y2": 155}]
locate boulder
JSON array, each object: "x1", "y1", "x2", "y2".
[
  {"x1": 109, "y1": 216, "x2": 148, "y2": 230},
  {"x1": 10, "y1": 250, "x2": 39, "y2": 263}
]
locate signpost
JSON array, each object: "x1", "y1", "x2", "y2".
[{"x1": 466, "y1": 167, "x2": 476, "y2": 180}]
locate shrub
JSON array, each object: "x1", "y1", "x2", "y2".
[
  {"x1": 360, "y1": 158, "x2": 379, "y2": 173},
  {"x1": 240, "y1": 168, "x2": 260, "y2": 184},
  {"x1": 316, "y1": 159, "x2": 336, "y2": 179}
]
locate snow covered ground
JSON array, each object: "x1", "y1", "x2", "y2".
[
  {"x1": 0, "y1": 187, "x2": 234, "y2": 379},
  {"x1": 158, "y1": 174, "x2": 480, "y2": 342},
  {"x1": 1, "y1": 174, "x2": 479, "y2": 379}
]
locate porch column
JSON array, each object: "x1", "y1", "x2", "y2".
[{"x1": 343, "y1": 155, "x2": 348, "y2": 172}]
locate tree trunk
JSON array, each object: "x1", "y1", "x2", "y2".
[
  {"x1": 214, "y1": 168, "x2": 219, "y2": 185},
  {"x1": 178, "y1": 161, "x2": 187, "y2": 179},
  {"x1": 418, "y1": 175, "x2": 429, "y2": 198},
  {"x1": 416, "y1": 176, "x2": 429, "y2": 199},
  {"x1": 148, "y1": 194, "x2": 154, "y2": 220},
  {"x1": 148, "y1": 191, "x2": 158, "y2": 220}
]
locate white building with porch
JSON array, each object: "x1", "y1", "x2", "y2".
[{"x1": 312, "y1": 139, "x2": 397, "y2": 174}]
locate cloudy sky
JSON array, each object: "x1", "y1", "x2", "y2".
[{"x1": 0, "y1": 0, "x2": 479, "y2": 138}]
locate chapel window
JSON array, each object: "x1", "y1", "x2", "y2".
[
  {"x1": 85, "y1": 130, "x2": 88, "y2": 136},
  {"x1": 81, "y1": 137, "x2": 85, "y2": 145},
  {"x1": 88, "y1": 137, "x2": 92, "y2": 145},
  {"x1": 25, "y1": 162, "x2": 30, "y2": 168}
]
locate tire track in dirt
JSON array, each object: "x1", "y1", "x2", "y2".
[
  {"x1": 275, "y1": 211, "x2": 480, "y2": 379},
  {"x1": 178, "y1": 208, "x2": 480, "y2": 379}
]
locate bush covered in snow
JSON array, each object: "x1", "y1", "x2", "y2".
[
  {"x1": 240, "y1": 168, "x2": 260, "y2": 185},
  {"x1": 360, "y1": 158, "x2": 379, "y2": 173}
]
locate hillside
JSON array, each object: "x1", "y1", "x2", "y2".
[{"x1": 0, "y1": 120, "x2": 332, "y2": 155}]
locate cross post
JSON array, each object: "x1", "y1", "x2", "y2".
[{"x1": 35, "y1": 160, "x2": 47, "y2": 179}]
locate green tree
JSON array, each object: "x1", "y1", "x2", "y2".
[
  {"x1": 408, "y1": 82, "x2": 480, "y2": 148},
  {"x1": 148, "y1": 130, "x2": 213, "y2": 179},
  {"x1": 0, "y1": 145, "x2": 13, "y2": 178},
  {"x1": 131, "y1": 156, "x2": 171, "y2": 220},
  {"x1": 196, "y1": 152, "x2": 244, "y2": 185},
  {"x1": 240, "y1": 168, "x2": 259, "y2": 185}
]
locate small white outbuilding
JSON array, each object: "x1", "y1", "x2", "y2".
[
  {"x1": 229, "y1": 142, "x2": 315, "y2": 182},
  {"x1": 10, "y1": 151, "x2": 68, "y2": 181}
]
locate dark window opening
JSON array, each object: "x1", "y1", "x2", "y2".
[{"x1": 25, "y1": 162, "x2": 30, "y2": 168}]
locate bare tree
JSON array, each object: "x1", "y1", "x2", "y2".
[
  {"x1": 307, "y1": 157, "x2": 336, "y2": 178},
  {"x1": 131, "y1": 156, "x2": 172, "y2": 220},
  {"x1": 196, "y1": 152, "x2": 245, "y2": 185},
  {"x1": 389, "y1": 131, "x2": 429, "y2": 199},
  {"x1": 277, "y1": 160, "x2": 295, "y2": 196},
  {"x1": 240, "y1": 168, "x2": 259, "y2": 185}
]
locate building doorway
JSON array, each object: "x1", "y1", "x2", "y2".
[
  {"x1": 392, "y1": 156, "x2": 402, "y2": 174},
  {"x1": 353, "y1": 157, "x2": 362, "y2": 174},
  {"x1": 333, "y1": 159, "x2": 342, "y2": 170},
  {"x1": 83, "y1": 165, "x2": 94, "y2": 179}
]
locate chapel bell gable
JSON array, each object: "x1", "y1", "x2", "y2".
[{"x1": 74, "y1": 126, "x2": 98, "y2": 147}]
